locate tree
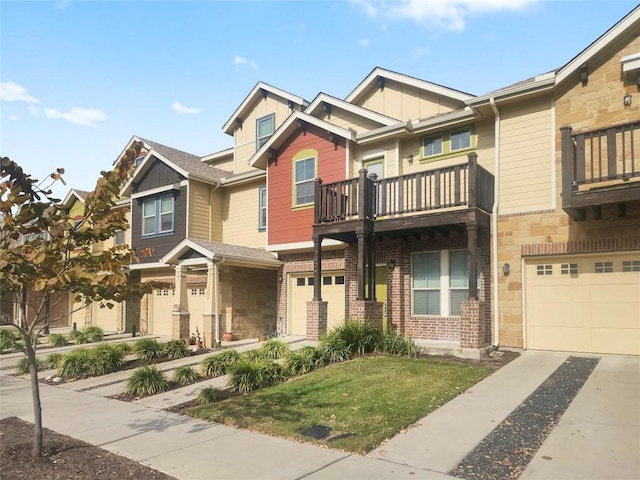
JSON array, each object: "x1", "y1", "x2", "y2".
[{"x1": 0, "y1": 142, "x2": 151, "y2": 457}]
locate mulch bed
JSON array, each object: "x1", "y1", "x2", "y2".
[{"x1": 0, "y1": 417, "x2": 177, "y2": 480}]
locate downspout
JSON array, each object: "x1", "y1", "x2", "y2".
[{"x1": 490, "y1": 97, "x2": 500, "y2": 348}]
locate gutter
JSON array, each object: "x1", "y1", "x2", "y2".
[{"x1": 490, "y1": 97, "x2": 500, "y2": 348}]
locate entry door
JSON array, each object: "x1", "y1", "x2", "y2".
[{"x1": 364, "y1": 158, "x2": 384, "y2": 179}]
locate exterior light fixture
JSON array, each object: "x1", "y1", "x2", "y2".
[
  {"x1": 407, "y1": 154, "x2": 414, "y2": 164},
  {"x1": 503, "y1": 263, "x2": 510, "y2": 276},
  {"x1": 389, "y1": 259, "x2": 395, "y2": 269},
  {"x1": 624, "y1": 94, "x2": 632, "y2": 107}
]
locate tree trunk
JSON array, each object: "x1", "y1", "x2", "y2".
[{"x1": 25, "y1": 340, "x2": 43, "y2": 457}]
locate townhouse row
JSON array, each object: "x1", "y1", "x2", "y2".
[{"x1": 21, "y1": 7, "x2": 640, "y2": 357}]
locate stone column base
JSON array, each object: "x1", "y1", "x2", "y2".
[
  {"x1": 306, "y1": 301, "x2": 328, "y2": 340},
  {"x1": 349, "y1": 300, "x2": 383, "y2": 330},
  {"x1": 171, "y1": 311, "x2": 190, "y2": 341},
  {"x1": 460, "y1": 299, "x2": 485, "y2": 349}
]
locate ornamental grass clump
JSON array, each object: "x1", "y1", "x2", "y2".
[
  {"x1": 57, "y1": 349, "x2": 92, "y2": 379},
  {"x1": 133, "y1": 338, "x2": 164, "y2": 361},
  {"x1": 16, "y1": 357, "x2": 45, "y2": 375},
  {"x1": 260, "y1": 338, "x2": 290, "y2": 360},
  {"x1": 242, "y1": 348, "x2": 268, "y2": 362},
  {"x1": 113, "y1": 342, "x2": 133, "y2": 356},
  {"x1": 126, "y1": 366, "x2": 170, "y2": 396},
  {"x1": 46, "y1": 352, "x2": 64, "y2": 369},
  {"x1": 173, "y1": 365, "x2": 200, "y2": 385},
  {"x1": 201, "y1": 349, "x2": 241, "y2": 377},
  {"x1": 197, "y1": 386, "x2": 227, "y2": 405},
  {"x1": 83, "y1": 326, "x2": 104, "y2": 343},
  {"x1": 228, "y1": 360, "x2": 263, "y2": 394},
  {"x1": 0, "y1": 330, "x2": 19, "y2": 353},
  {"x1": 89, "y1": 343, "x2": 126, "y2": 376},
  {"x1": 162, "y1": 339, "x2": 190, "y2": 359},
  {"x1": 47, "y1": 333, "x2": 67, "y2": 347},
  {"x1": 284, "y1": 346, "x2": 325, "y2": 376},
  {"x1": 376, "y1": 331, "x2": 417, "y2": 357},
  {"x1": 325, "y1": 321, "x2": 382, "y2": 356}
]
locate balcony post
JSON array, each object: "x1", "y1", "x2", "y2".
[
  {"x1": 357, "y1": 232, "x2": 366, "y2": 300},
  {"x1": 368, "y1": 233, "x2": 376, "y2": 300},
  {"x1": 357, "y1": 169, "x2": 368, "y2": 220},
  {"x1": 467, "y1": 223, "x2": 478, "y2": 300},
  {"x1": 314, "y1": 178, "x2": 323, "y2": 224},
  {"x1": 468, "y1": 152, "x2": 478, "y2": 209},
  {"x1": 313, "y1": 234, "x2": 322, "y2": 301},
  {"x1": 560, "y1": 126, "x2": 573, "y2": 209}
]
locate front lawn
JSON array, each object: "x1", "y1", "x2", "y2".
[{"x1": 188, "y1": 355, "x2": 494, "y2": 453}]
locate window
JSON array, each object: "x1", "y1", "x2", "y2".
[
  {"x1": 256, "y1": 114, "x2": 275, "y2": 149},
  {"x1": 622, "y1": 260, "x2": 640, "y2": 272},
  {"x1": 294, "y1": 157, "x2": 315, "y2": 206},
  {"x1": 595, "y1": 261, "x2": 613, "y2": 273},
  {"x1": 413, "y1": 250, "x2": 477, "y2": 316},
  {"x1": 114, "y1": 230, "x2": 125, "y2": 246},
  {"x1": 142, "y1": 194, "x2": 174, "y2": 236},
  {"x1": 536, "y1": 265, "x2": 552, "y2": 276},
  {"x1": 423, "y1": 135, "x2": 443, "y2": 157},
  {"x1": 560, "y1": 263, "x2": 578, "y2": 275},
  {"x1": 323, "y1": 276, "x2": 332, "y2": 286},
  {"x1": 335, "y1": 276, "x2": 345, "y2": 285},
  {"x1": 307, "y1": 277, "x2": 314, "y2": 286},
  {"x1": 258, "y1": 186, "x2": 267, "y2": 231},
  {"x1": 450, "y1": 128, "x2": 471, "y2": 151},
  {"x1": 296, "y1": 278, "x2": 305, "y2": 287}
]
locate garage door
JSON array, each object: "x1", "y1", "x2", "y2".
[
  {"x1": 94, "y1": 301, "x2": 119, "y2": 332},
  {"x1": 150, "y1": 289, "x2": 174, "y2": 336},
  {"x1": 525, "y1": 252, "x2": 640, "y2": 355},
  {"x1": 289, "y1": 273, "x2": 346, "y2": 335},
  {"x1": 187, "y1": 285, "x2": 208, "y2": 340}
]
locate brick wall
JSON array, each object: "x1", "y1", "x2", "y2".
[{"x1": 306, "y1": 300, "x2": 327, "y2": 340}]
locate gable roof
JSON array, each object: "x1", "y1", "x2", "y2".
[
  {"x1": 121, "y1": 137, "x2": 232, "y2": 195},
  {"x1": 305, "y1": 93, "x2": 400, "y2": 126},
  {"x1": 61, "y1": 189, "x2": 90, "y2": 208},
  {"x1": 161, "y1": 237, "x2": 281, "y2": 268},
  {"x1": 248, "y1": 111, "x2": 355, "y2": 170},
  {"x1": 345, "y1": 67, "x2": 475, "y2": 105},
  {"x1": 222, "y1": 82, "x2": 309, "y2": 135}
]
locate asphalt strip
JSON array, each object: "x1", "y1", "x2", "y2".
[{"x1": 449, "y1": 355, "x2": 600, "y2": 480}]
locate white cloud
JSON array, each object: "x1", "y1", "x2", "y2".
[
  {"x1": 351, "y1": 0, "x2": 537, "y2": 31},
  {"x1": 172, "y1": 101, "x2": 201, "y2": 115},
  {"x1": 0, "y1": 81, "x2": 41, "y2": 104},
  {"x1": 359, "y1": 37, "x2": 371, "y2": 47},
  {"x1": 44, "y1": 106, "x2": 107, "y2": 127},
  {"x1": 233, "y1": 55, "x2": 259, "y2": 69},
  {"x1": 28, "y1": 105, "x2": 41, "y2": 117}
]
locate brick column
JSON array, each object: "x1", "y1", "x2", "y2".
[
  {"x1": 306, "y1": 300, "x2": 327, "y2": 340},
  {"x1": 349, "y1": 299, "x2": 383, "y2": 330},
  {"x1": 460, "y1": 299, "x2": 485, "y2": 349}
]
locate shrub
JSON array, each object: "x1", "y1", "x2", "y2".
[
  {"x1": 84, "y1": 326, "x2": 104, "y2": 343},
  {"x1": 376, "y1": 332, "x2": 417, "y2": 357},
  {"x1": 0, "y1": 330, "x2": 18, "y2": 353},
  {"x1": 318, "y1": 338, "x2": 352, "y2": 364},
  {"x1": 197, "y1": 386, "x2": 227, "y2": 404},
  {"x1": 228, "y1": 360, "x2": 263, "y2": 394},
  {"x1": 284, "y1": 346, "x2": 325, "y2": 376},
  {"x1": 162, "y1": 340, "x2": 190, "y2": 359},
  {"x1": 113, "y1": 342, "x2": 133, "y2": 355},
  {"x1": 133, "y1": 338, "x2": 164, "y2": 361},
  {"x1": 260, "y1": 338, "x2": 290, "y2": 360},
  {"x1": 16, "y1": 357, "x2": 45, "y2": 375},
  {"x1": 46, "y1": 352, "x2": 64, "y2": 369},
  {"x1": 126, "y1": 366, "x2": 170, "y2": 396},
  {"x1": 67, "y1": 329, "x2": 82, "y2": 340},
  {"x1": 324, "y1": 321, "x2": 382, "y2": 356},
  {"x1": 242, "y1": 349, "x2": 268, "y2": 362},
  {"x1": 201, "y1": 349, "x2": 241, "y2": 377},
  {"x1": 74, "y1": 332, "x2": 90, "y2": 344},
  {"x1": 48, "y1": 333, "x2": 67, "y2": 347},
  {"x1": 89, "y1": 343, "x2": 126, "y2": 376},
  {"x1": 257, "y1": 360, "x2": 287, "y2": 385},
  {"x1": 173, "y1": 365, "x2": 200, "y2": 385},
  {"x1": 57, "y1": 349, "x2": 92, "y2": 379}
]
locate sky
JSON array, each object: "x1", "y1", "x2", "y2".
[{"x1": 1, "y1": 0, "x2": 638, "y2": 200}]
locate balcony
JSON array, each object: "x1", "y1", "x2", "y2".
[
  {"x1": 561, "y1": 121, "x2": 640, "y2": 220},
  {"x1": 313, "y1": 153, "x2": 494, "y2": 241}
]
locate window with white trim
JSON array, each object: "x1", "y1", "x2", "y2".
[
  {"x1": 256, "y1": 114, "x2": 275, "y2": 149},
  {"x1": 294, "y1": 157, "x2": 315, "y2": 206},
  {"x1": 114, "y1": 230, "x2": 125, "y2": 246},
  {"x1": 142, "y1": 194, "x2": 174, "y2": 236},
  {"x1": 258, "y1": 186, "x2": 267, "y2": 231},
  {"x1": 413, "y1": 250, "x2": 475, "y2": 316}
]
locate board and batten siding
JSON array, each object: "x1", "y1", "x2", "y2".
[
  {"x1": 222, "y1": 181, "x2": 267, "y2": 249},
  {"x1": 188, "y1": 180, "x2": 211, "y2": 240},
  {"x1": 134, "y1": 158, "x2": 183, "y2": 192},
  {"x1": 268, "y1": 125, "x2": 346, "y2": 247},
  {"x1": 499, "y1": 97, "x2": 553, "y2": 215},
  {"x1": 355, "y1": 80, "x2": 461, "y2": 122},
  {"x1": 233, "y1": 94, "x2": 294, "y2": 170}
]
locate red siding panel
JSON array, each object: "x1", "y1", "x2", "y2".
[{"x1": 268, "y1": 125, "x2": 346, "y2": 247}]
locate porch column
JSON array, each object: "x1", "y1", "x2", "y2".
[
  {"x1": 467, "y1": 223, "x2": 478, "y2": 300},
  {"x1": 313, "y1": 235, "x2": 322, "y2": 301},
  {"x1": 368, "y1": 234, "x2": 376, "y2": 300},
  {"x1": 172, "y1": 264, "x2": 190, "y2": 341},
  {"x1": 468, "y1": 152, "x2": 478, "y2": 209},
  {"x1": 202, "y1": 261, "x2": 219, "y2": 348},
  {"x1": 357, "y1": 232, "x2": 366, "y2": 300}
]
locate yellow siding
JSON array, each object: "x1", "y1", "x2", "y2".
[
  {"x1": 233, "y1": 95, "x2": 294, "y2": 170},
  {"x1": 349, "y1": 141, "x2": 398, "y2": 179},
  {"x1": 317, "y1": 110, "x2": 382, "y2": 133},
  {"x1": 204, "y1": 155, "x2": 234, "y2": 172},
  {"x1": 210, "y1": 189, "x2": 223, "y2": 242},
  {"x1": 188, "y1": 181, "x2": 211, "y2": 240},
  {"x1": 356, "y1": 80, "x2": 461, "y2": 122},
  {"x1": 499, "y1": 97, "x2": 553, "y2": 214},
  {"x1": 221, "y1": 181, "x2": 266, "y2": 248}
]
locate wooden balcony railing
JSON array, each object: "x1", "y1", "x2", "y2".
[{"x1": 314, "y1": 153, "x2": 494, "y2": 224}]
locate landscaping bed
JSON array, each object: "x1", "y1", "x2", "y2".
[{"x1": 0, "y1": 417, "x2": 176, "y2": 480}]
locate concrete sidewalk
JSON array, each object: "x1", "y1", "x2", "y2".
[{"x1": 1, "y1": 351, "x2": 638, "y2": 480}]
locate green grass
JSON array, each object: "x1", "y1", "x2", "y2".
[{"x1": 189, "y1": 355, "x2": 494, "y2": 453}]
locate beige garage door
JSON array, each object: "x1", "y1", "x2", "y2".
[
  {"x1": 526, "y1": 252, "x2": 640, "y2": 355},
  {"x1": 187, "y1": 285, "x2": 208, "y2": 340},
  {"x1": 94, "y1": 301, "x2": 119, "y2": 332},
  {"x1": 150, "y1": 289, "x2": 174, "y2": 336},
  {"x1": 289, "y1": 273, "x2": 346, "y2": 335}
]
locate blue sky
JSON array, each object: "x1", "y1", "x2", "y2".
[{"x1": 1, "y1": 0, "x2": 638, "y2": 200}]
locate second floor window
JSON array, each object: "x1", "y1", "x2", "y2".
[
  {"x1": 450, "y1": 128, "x2": 471, "y2": 151},
  {"x1": 294, "y1": 157, "x2": 315, "y2": 206},
  {"x1": 257, "y1": 114, "x2": 275, "y2": 149},
  {"x1": 114, "y1": 230, "x2": 125, "y2": 246},
  {"x1": 142, "y1": 194, "x2": 174, "y2": 236},
  {"x1": 258, "y1": 186, "x2": 267, "y2": 231}
]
